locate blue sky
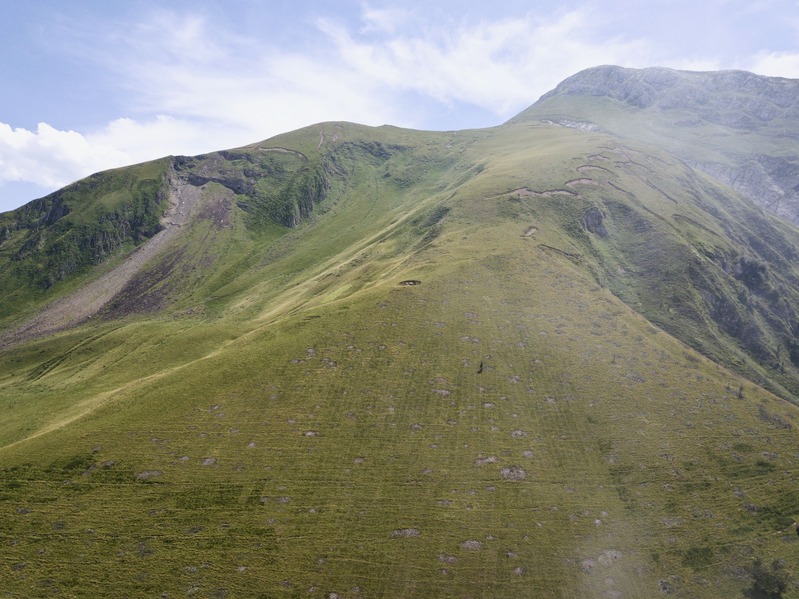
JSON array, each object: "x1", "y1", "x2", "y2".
[{"x1": 2, "y1": 0, "x2": 799, "y2": 213}]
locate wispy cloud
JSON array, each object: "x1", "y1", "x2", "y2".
[
  {"x1": 321, "y1": 8, "x2": 651, "y2": 117},
  {"x1": 0, "y1": 4, "x2": 667, "y2": 209}
]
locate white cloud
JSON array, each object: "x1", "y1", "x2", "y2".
[
  {"x1": 320, "y1": 9, "x2": 651, "y2": 117},
  {"x1": 91, "y1": 6, "x2": 653, "y2": 131},
  {"x1": 0, "y1": 116, "x2": 248, "y2": 200},
  {"x1": 662, "y1": 58, "x2": 724, "y2": 72},
  {"x1": 1, "y1": 5, "x2": 657, "y2": 209},
  {"x1": 0, "y1": 122, "x2": 128, "y2": 190},
  {"x1": 359, "y1": 5, "x2": 413, "y2": 34},
  {"x1": 747, "y1": 51, "x2": 799, "y2": 78}
]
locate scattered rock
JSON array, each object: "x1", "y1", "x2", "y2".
[
  {"x1": 461, "y1": 540, "x2": 483, "y2": 550},
  {"x1": 582, "y1": 558, "x2": 597, "y2": 573},
  {"x1": 598, "y1": 550, "x2": 623, "y2": 566},
  {"x1": 391, "y1": 528, "x2": 421, "y2": 538},
  {"x1": 501, "y1": 466, "x2": 527, "y2": 481}
]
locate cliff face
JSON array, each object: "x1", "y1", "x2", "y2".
[{"x1": 521, "y1": 65, "x2": 799, "y2": 223}]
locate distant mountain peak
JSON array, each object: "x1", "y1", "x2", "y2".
[
  {"x1": 513, "y1": 65, "x2": 799, "y2": 224},
  {"x1": 533, "y1": 65, "x2": 799, "y2": 128}
]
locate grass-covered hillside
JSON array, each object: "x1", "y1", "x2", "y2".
[
  {"x1": 1, "y1": 73, "x2": 799, "y2": 597},
  {"x1": 515, "y1": 65, "x2": 799, "y2": 225}
]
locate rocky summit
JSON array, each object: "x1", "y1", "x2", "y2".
[{"x1": 1, "y1": 66, "x2": 798, "y2": 598}]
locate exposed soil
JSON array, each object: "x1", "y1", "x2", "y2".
[
  {"x1": 0, "y1": 171, "x2": 203, "y2": 349},
  {"x1": 565, "y1": 178, "x2": 598, "y2": 187},
  {"x1": 522, "y1": 226, "x2": 539, "y2": 237},
  {"x1": 391, "y1": 528, "x2": 420, "y2": 538},
  {"x1": 577, "y1": 164, "x2": 612, "y2": 174},
  {"x1": 510, "y1": 187, "x2": 576, "y2": 198}
]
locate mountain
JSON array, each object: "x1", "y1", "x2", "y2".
[
  {"x1": 1, "y1": 68, "x2": 798, "y2": 598},
  {"x1": 514, "y1": 65, "x2": 799, "y2": 224}
]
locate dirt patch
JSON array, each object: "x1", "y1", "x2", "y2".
[
  {"x1": 256, "y1": 146, "x2": 308, "y2": 160},
  {"x1": 566, "y1": 178, "x2": 598, "y2": 187},
  {"x1": 511, "y1": 187, "x2": 576, "y2": 198},
  {"x1": 500, "y1": 466, "x2": 527, "y2": 481},
  {"x1": 0, "y1": 170, "x2": 204, "y2": 349},
  {"x1": 391, "y1": 528, "x2": 421, "y2": 538},
  {"x1": 460, "y1": 540, "x2": 483, "y2": 550},
  {"x1": 522, "y1": 226, "x2": 538, "y2": 237},
  {"x1": 577, "y1": 165, "x2": 612, "y2": 174},
  {"x1": 598, "y1": 550, "x2": 623, "y2": 566},
  {"x1": 198, "y1": 189, "x2": 233, "y2": 229}
]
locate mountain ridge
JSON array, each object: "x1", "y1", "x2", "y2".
[
  {"x1": 1, "y1": 67, "x2": 799, "y2": 598},
  {"x1": 536, "y1": 65, "x2": 799, "y2": 127},
  {"x1": 518, "y1": 65, "x2": 799, "y2": 224}
]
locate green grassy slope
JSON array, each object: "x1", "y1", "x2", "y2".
[
  {"x1": 0, "y1": 119, "x2": 798, "y2": 597},
  {"x1": 512, "y1": 66, "x2": 799, "y2": 225},
  {"x1": 0, "y1": 160, "x2": 171, "y2": 324}
]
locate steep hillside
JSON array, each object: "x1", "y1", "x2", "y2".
[
  {"x1": 1, "y1": 74, "x2": 799, "y2": 598},
  {"x1": 514, "y1": 65, "x2": 799, "y2": 224}
]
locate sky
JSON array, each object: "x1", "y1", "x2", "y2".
[{"x1": 1, "y1": 0, "x2": 799, "y2": 213}]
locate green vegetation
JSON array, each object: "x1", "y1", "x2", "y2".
[
  {"x1": 0, "y1": 159, "x2": 171, "y2": 323},
  {"x1": 0, "y1": 83, "x2": 798, "y2": 597}
]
